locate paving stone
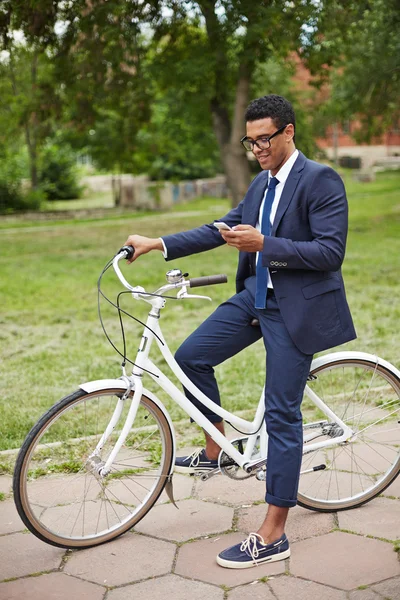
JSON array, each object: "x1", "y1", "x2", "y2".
[
  {"x1": 0, "y1": 501, "x2": 25, "y2": 534},
  {"x1": 25, "y1": 474, "x2": 100, "y2": 506},
  {"x1": 290, "y1": 532, "x2": 400, "y2": 590},
  {"x1": 175, "y1": 533, "x2": 286, "y2": 586},
  {"x1": 108, "y1": 573, "x2": 224, "y2": 600},
  {"x1": 0, "y1": 572, "x2": 105, "y2": 600},
  {"x1": 0, "y1": 532, "x2": 64, "y2": 581},
  {"x1": 298, "y1": 469, "x2": 372, "y2": 502},
  {"x1": 227, "y1": 581, "x2": 276, "y2": 600},
  {"x1": 348, "y1": 590, "x2": 381, "y2": 600},
  {"x1": 0, "y1": 476, "x2": 12, "y2": 495},
  {"x1": 371, "y1": 576, "x2": 400, "y2": 599},
  {"x1": 107, "y1": 473, "x2": 193, "y2": 507},
  {"x1": 65, "y1": 532, "x2": 175, "y2": 586},
  {"x1": 331, "y1": 443, "x2": 397, "y2": 476},
  {"x1": 338, "y1": 497, "x2": 400, "y2": 540},
  {"x1": 105, "y1": 475, "x2": 161, "y2": 508},
  {"x1": 158, "y1": 473, "x2": 194, "y2": 504},
  {"x1": 269, "y1": 575, "x2": 347, "y2": 600},
  {"x1": 196, "y1": 474, "x2": 265, "y2": 506},
  {"x1": 368, "y1": 423, "x2": 399, "y2": 445},
  {"x1": 134, "y1": 498, "x2": 234, "y2": 542},
  {"x1": 42, "y1": 499, "x2": 132, "y2": 537},
  {"x1": 237, "y1": 503, "x2": 334, "y2": 542},
  {"x1": 383, "y1": 475, "x2": 400, "y2": 498}
]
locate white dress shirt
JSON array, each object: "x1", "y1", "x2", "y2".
[{"x1": 256, "y1": 149, "x2": 299, "y2": 288}]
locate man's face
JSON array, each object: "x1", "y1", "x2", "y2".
[{"x1": 245, "y1": 117, "x2": 295, "y2": 174}]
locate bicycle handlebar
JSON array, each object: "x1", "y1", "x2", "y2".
[
  {"x1": 119, "y1": 245, "x2": 135, "y2": 260},
  {"x1": 114, "y1": 246, "x2": 227, "y2": 296},
  {"x1": 189, "y1": 275, "x2": 228, "y2": 288}
]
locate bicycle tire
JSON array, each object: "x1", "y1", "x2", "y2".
[
  {"x1": 13, "y1": 388, "x2": 174, "y2": 549},
  {"x1": 298, "y1": 357, "x2": 400, "y2": 512}
]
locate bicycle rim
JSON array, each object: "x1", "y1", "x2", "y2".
[
  {"x1": 298, "y1": 359, "x2": 400, "y2": 511},
  {"x1": 14, "y1": 389, "x2": 173, "y2": 548}
]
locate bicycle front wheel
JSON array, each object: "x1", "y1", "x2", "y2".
[
  {"x1": 298, "y1": 357, "x2": 400, "y2": 511},
  {"x1": 13, "y1": 389, "x2": 174, "y2": 548}
]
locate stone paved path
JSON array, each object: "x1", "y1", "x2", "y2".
[{"x1": 1, "y1": 466, "x2": 399, "y2": 600}]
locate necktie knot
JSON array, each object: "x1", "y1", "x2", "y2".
[{"x1": 268, "y1": 176, "x2": 279, "y2": 190}]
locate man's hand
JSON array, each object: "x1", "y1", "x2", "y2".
[
  {"x1": 123, "y1": 235, "x2": 163, "y2": 263},
  {"x1": 220, "y1": 225, "x2": 264, "y2": 252}
]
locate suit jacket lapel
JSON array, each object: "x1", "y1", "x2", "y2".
[{"x1": 271, "y1": 151, "x2": 306, "y2": 236}]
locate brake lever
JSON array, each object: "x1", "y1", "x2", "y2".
[{"x1": 177, "y1": 286, "x2": 211, "y2": 301}]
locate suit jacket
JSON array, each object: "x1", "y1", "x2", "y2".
[{"x1": 162, "y1": 151, "x2": 357, "y2": 354}]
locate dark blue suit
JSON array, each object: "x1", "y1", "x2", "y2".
[{"x1": 163, "y1": 151, "x2": 356, "y2": 507}]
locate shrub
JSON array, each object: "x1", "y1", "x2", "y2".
[
  {"x1": 39, "y1": 144, "x2": 82, "y2": 200},
  {"x1": 0, "y1": 154, "x2": 42, "y2": 213}
]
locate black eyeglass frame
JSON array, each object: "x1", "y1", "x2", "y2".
[{"x1": 240, "y1": 124, "x2": 288, "y2": 152}]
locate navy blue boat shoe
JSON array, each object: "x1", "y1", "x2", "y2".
[
  {"x1": 217, "y1": 533, "x2": 290, "y2": 568},
  {"x1": 174, "y1": 448, "x2": 219, "y2": 474}
]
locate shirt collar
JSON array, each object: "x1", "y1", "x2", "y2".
[{"x1": 269, "y1": 149, "x2": 299, "y2": 185}]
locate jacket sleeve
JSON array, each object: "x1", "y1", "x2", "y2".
[
  {"x1": 162, "y1": 171, "x2": 267, "y2": 260},
  {"x1": 161, "y1": 200, "x2": 245, "y2": 261},
  {"x1": 263, "y1": 167, "x2": 348, "y2": 271}
]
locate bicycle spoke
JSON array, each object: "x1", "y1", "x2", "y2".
[
  {"x1": 299, "y1": 360, "x2": 400, "y2": 510},
  {"x1": 16, "y1": 390, "x2": 172, "y2": 547}
]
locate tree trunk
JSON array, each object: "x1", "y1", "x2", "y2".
[
  {"x1": 25, "y1": 53, "x2": 39, "y2": 191},
  {"x1": 25, "y1": 124, "x2": 38, "y2": 190},
  {"x1": 210, "y1": 66, "x2": 252, "y2": 207},
  {"x1": 112, "y1": 174, "x2": 122, "y2": 206}
]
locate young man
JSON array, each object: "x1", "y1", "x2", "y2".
[{"x1": 123, "y1": 94, "x2": 356, "y2": 568}]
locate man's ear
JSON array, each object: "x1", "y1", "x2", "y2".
[{"x1": 285, "y1": 123, "x2": 295, "y2": 142}]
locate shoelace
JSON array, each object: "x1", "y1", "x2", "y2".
[
  {"x1": 183, "y1": 448, "x2": 204, "y2": 467},
  {"x1": 240, "y1": 533, "x2": 265, "y2": 564}
]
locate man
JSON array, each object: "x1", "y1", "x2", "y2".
[{"x1": 123, "y1": 94, "x2": 356, "y2": 568}]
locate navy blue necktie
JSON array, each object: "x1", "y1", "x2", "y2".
[{"x1": 255, "y1": 176, "x2": 279, "y2": 309}]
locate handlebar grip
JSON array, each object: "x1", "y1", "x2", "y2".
[
  {"x1": 118, "y1": 246, "x2": 135, "y2": 260},
  {"x1": 189, "y1": 274, "x2": 228, "y2": 288}
]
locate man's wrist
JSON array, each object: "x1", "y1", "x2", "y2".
[{"x1": 150, "y1": 238, "x2": 164, "y2": 252}]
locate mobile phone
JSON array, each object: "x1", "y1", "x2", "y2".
[{"x1": 214, "y1": 222, "x2": 232, "y2": 231}]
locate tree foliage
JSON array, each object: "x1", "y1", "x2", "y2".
[
  {"x1": 1, "y1": 0, "x2": 397, "y2": 211},
  {"x1": 0, "y1": 0, "x2": 319, "y2": 207},
  {"x1": 303, "y1": 0, "x2": 400, "y2": 140}
]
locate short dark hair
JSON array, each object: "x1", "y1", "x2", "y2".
[{"x1": 245, "y1": 94, "x2": 295, "y2": 133}]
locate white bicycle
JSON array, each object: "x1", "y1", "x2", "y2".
[{"x1": 13, "y1": 247, "x2": 400, "y2": 549}]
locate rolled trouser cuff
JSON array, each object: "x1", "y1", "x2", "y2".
[{"x1": 266, "y1": 492, "x2": 297, "y2": 508}]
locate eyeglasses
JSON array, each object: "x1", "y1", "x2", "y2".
[{"x1": 240, "y1": 124, "x2": 288, "y2": 152}]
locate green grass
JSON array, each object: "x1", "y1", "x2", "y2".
[{"x1": 0, "y1": 171, "x2": 399, "y2": 453}]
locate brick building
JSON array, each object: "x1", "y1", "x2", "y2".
[{"x1": 292, "y1": 54, "x2": 400, "y2": 168}]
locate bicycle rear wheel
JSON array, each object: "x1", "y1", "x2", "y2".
[
  {"x1": 13, "y1": 389, "x2": 173, "y2": 548},
  {"x1": 298, "y1": 358, "x2": 400, "y2": 511}
]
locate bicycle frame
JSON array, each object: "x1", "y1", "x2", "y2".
[{"x1": 80, "y1": 253, "x2": 358, "y2": 479}]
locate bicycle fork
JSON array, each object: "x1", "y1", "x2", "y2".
[{"x1": 87, "y1": 377, "x2": 143, "y2": 478}]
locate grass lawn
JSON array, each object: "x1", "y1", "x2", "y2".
[{"x1": 0, "y1": 170, "x2": 399, "y2": 463}]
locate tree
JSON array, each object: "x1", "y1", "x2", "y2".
[
  {"x1": 0, "y1": 45, "x2": 61, "y2": 191},
  {"x1": 303, "y1": 0, "x2": 400, "y2": 141},
  {"x1": 147, "y1": 1, "x2": 316, "y2": 205},
  {"x1": 1, "y1": 1, "x2": 318, "y2": 206}
]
